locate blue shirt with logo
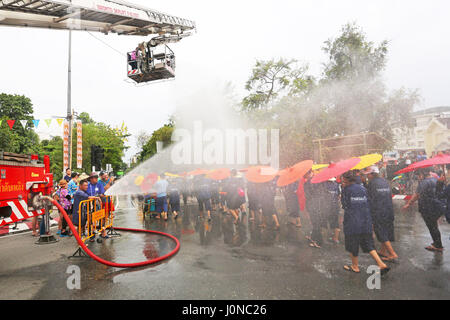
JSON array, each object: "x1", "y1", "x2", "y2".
[{"x1": 341, "y1": 183, "x2": 373, "y2": 235}]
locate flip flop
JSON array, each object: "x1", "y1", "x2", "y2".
[
  {"x1": 381, "y1": 256, "x2": 399, "y2": 263},
  {"x1": 343, "y1": 265, "x2": 360, "y2": 273},
  {"x1": 380, "y1": 267, "x2": 390, "y2": 276},
  {"x1": 425, "y1": 246, "x2": 443, "y2": 253},
  {"x1": 309, "y1": 241, "x2": 321, "y2": 248}
]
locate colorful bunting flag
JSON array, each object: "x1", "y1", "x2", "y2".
[
  {"x1": 20, "y1": 120, "x2": 27, "y2": 128},
  {"x1": 7, "y1": 120, "x2": 15, "y2": 130},
  {"x1": 45, "y1": 119, "x2": 52, "y2": 127},
  {"x1": 56, "y1": 118, "x2": 64, "y2": 126},
  {"x1": 32, "y1": 119, "x2": 40, "y2": 128}
]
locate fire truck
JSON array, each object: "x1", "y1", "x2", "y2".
[{"x1": 0, "y1": 152, "x2": 54, "y2": 229}]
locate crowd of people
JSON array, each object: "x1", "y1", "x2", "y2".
[
  {"x1": 36, "y1": 154, "x2": 450, "y2": 276},
  {"x1": 34, "y1": 168, "x2": 116, "y2": 242},
  {"x1": 137, "y1": 159, "x2": 450, "y2": 276}
]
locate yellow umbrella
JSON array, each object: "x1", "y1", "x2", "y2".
[
  {"x1": 134, "y1": 175, "x2": 144, "y2": 186},
  {"x1": 312, "y1": 164, "x2": 328, "y2": 171},
  {"x1": 352, "y1": 153, "x2": 383, "y2": 170},
  {"x1": 165, "y1": 172, "x2": 180, "y2": 178}
]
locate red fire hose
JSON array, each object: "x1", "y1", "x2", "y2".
[{"x1": 48, "y1": 198, "x2": 180, "y2": 268}]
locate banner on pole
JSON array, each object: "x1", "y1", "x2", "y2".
[
  {"x1": 63, "y1": 121, "x2": 70, "y2": 170},
  {"x1": 76, "y1": 121, "x2": 83, "y2": 169}
]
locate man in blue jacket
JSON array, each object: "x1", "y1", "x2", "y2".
[
  {"x1": 365, "y1": 166, "x2": 398, "y2": 261},
  {"x1": 341, "y1": 171, "x2": 390, "y2": 274},
  {"x1": 403, "y1": 168, "x2": 443, "y2": 252}
]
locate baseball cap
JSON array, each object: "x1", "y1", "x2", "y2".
[{"x1": 364, "y1": 165, "x2": 380, "y2": 174}]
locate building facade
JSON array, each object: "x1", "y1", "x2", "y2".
[{"x1": 393, "y1": 106, "x2": 450, "y2": 156}]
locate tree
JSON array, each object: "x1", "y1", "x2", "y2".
[
  {"x1": 38, "y1": 137, "x2": 64, "y2": 181},
  {"x1": 139, "y1": 121, "x2": 174, "y2": 162},
  {"x1": 0, "y1": 93, "x2": 40, "y2": 154},
  {"x1": 136, "y1": 130, "x2": 151, "y2": 150},
  {"x1": 322, "y1": 22, "x2": 388, "y2": 81},
  {"x1": 240, "y1": 23, "x2": 419, "y2": 167},
  {"x1": 242, "y1": 58, "x2": 312, "y2": 111}
]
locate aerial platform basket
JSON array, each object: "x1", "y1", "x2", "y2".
[{"x1": 127, "y1": 44, "x2": 176, "y2": 83}]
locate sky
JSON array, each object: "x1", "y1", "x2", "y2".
[{"x1": 1, "y1": 0, "x2": 449, "y2": 164}]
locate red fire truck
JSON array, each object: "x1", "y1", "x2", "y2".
[{"x1": 0, "y1": 152, "x2": 54, "y2": 228}]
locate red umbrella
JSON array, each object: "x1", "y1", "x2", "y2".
[
  {"x1": 245, "y1": 166, "x2": 278, "y2": 183},
  {"x1": 207, "y1": 168, "x2": 231, "y2": 180},
  {"x1": 140, "y1": 173, "x2": 159, "y2": 193},
  {"x1": 277, "y1": 160, "x2": 313, "y2": 187},
  {"x1": 396, "y1": 154, "x2": 450, "y2": 174},
  {"x1": 311, "y1": 158, "x2": 361, "y2": 184}
]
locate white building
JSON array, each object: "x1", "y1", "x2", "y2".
[{"x1": 393, "y1": 106, "x2": 450, "y2": 156}]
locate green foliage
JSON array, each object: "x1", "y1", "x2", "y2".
[
  {"x1": 241, "y1": 23, "x2": 419, "y2": 167},
  {"x1": 242, "y1": 58, "x2": 312, "y2": 111},
  {"x1": 72, "y1": 120, "x2": 128, "y2": 174},
  {"x1": 0, "y1": 93, "x2": 40, "y2": 154},
  {"x1": 39, "y1": 137, "x2": 64, "y2": 181},
  {"x1": 139, "y1": 122, "x2": 174, "y2": 162},
  {"x1": 322, "y1": 22, "x2": 388, "y2": 81}
]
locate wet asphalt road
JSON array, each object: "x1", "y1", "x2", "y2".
[{"x1": 1, "y1": 197, "x2": 450, "y2": 300}]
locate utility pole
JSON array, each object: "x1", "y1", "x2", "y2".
[{"x1": 67, "y1": 29, "x2": 73, "y2": 170}]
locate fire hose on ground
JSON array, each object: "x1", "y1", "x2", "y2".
[{"x1": 43, "y1": 197, "x2": 180, "y2": 268}]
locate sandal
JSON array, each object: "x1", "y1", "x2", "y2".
[
  {"x1": 309, "y1": 241, "x2": 321, "y2": 248},
  {"x1": 380, "y1": 267, "x2": 390, "y2": 276},
  {"x1": 343, "y1": 265, "x2": 360, "y2": 273},
  {"x1": 425, "y1": 245, "x2": 443, "y2": 252}
]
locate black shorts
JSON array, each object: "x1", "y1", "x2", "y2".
[
  {"x1": 327, "y1": 210, "x2": 339, "y2": 229},
  {"x1": 345, "y1": 233, "x2": 375, "y2": 257},
  {"x1": 227, "y1": 198, "x2": 241, "y2": 210},
  {"x1": 248, "y1": 197, "x2": 259, "y2": 211},
  {"x1": 198, "y1": 198, "x2": 212, "y2": 212},
  {"x1": 155, "y1": 196, "x2": 168, "y2": 213},
  {"x1": 261, "y1": 202, "x2": 277, "y2": 217},
  {"x1": 170, "y1": 202, "x2": 180, "y2": 212},
  {"x1": 373, "y1": 220, "x2": 395, "y2": 243}
]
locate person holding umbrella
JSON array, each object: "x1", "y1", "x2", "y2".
[
  {"x1": 365, "y1": 166, "x2": 398, "y2": 261},
  {"x1": 341, "y1": 171, "x2": 390, "y2": 274},
  {"x1": 403, "y1": 168, "x2": 443, "y2": 252},
  {"x1": 304, "y1": 170, "x2": 325, "y2": 248}
]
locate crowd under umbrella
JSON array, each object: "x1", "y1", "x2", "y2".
[
  {"x1": 245, "y1": 166, "x2": 279, "y2": 183},
  {"x1": 311, "y1": 158, "x2": 361, "y2": 184},
  {"x1": 395, "y1": 153, "x2": 450, "y2": 175},
  {"x1": 277, "y1": 160, "x2": 314, "y2": 187}
]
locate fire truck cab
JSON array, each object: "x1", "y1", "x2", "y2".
[{"x1": 0, "y1": 152, "x2": 54, "y2": 227}]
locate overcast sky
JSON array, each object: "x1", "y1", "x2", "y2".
[{"x1": 1, "y1": 0, "x2": 449, "y2": 163}]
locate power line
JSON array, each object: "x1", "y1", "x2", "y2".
[{"x1": 87, "y1": 31, "x2": 126, "y2": 57}]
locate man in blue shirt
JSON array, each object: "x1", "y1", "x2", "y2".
[
  {"x1": 87, "y1": 172, "x2": 108, "y2": 239},
  {"x1": 365, "y1": 165, "x2": 398, "y2": 262},
  {"x1": 341, "y1": 171, "x2": 390, "y2": 275},
  {"x1": 153, "y1": 173, "x2": 169, "y2": 220},
  {"x1": 403, "y1": 168, "x2": 442, "y2": 252},
  {"x1": 72, "y1": 180, "x2": 99, "y2": 236}
]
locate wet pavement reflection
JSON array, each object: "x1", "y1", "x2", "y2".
[{"x1": 17, "y1": 196, "x2": 450, "y2": 299}]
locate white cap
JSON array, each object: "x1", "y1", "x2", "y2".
[{"x1": 364, "y1": 165, "x2": 380, "y2": 174}]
